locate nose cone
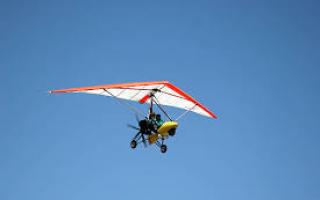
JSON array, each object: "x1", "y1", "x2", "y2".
[
  {"x1": 170, "y1": 121, "x2": 178, "y2": 128},
  {"x1": 157, "y1": 121, "x2": 179, "y2": 136}
]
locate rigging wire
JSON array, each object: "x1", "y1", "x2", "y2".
[
  {"x1": 103, "y1": 89, "x2": 146, "y2": 118},
  {"x1": 175, "y1": 104, "x2": 197, "y2": 121},
  {"x1": 152, "y1": 95, "x2": 173, "y2": 121}
]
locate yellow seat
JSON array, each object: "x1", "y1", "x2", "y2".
[{"x1": 148, "y1": 133, "x2": 159, "y2": 144}]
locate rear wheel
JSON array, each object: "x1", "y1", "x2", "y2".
[
  {"x1": 130, "y1": 140, "x2": 137, "y2": 149},
  {"x1": 160, "y1": 144, "x2": 167, "y2": 153}
]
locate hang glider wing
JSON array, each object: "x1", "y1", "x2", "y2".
[{"x1": 50, "y1": 81, "x2": 217, "y2": 119}]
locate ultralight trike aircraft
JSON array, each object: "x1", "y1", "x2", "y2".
[{"x1": 50, "y1": 81, "x2": 217, "y2": 153}]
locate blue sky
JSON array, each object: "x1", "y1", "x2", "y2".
[{"x1": 1, "y1": 0, "x2": 320, "y2": 199}]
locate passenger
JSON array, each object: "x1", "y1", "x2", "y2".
[{"x1": 155, "y1": 114, "x2": 164, "y2": 129}]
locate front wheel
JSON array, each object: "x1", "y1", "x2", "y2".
[
  {"x1": 130, "y1": 140, "x2": 137, "y2": 149},
  {"x1": 168, "y1": 128, "x2": 176, "y2": 136},
  {"x1": 160, "y1": 144, "x2": 167, "y2": 153}
]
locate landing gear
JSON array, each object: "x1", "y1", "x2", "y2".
[
  {"x1": 160, "y1": 144, "x2": 167, "y2": 153},
  {"x1": 130, "y1": 140, "x2": 137, "y2": 149},
  {"x1": 156, "y1": 139, "x2": 167, "y2": 153}
]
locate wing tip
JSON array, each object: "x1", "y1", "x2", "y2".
[
  {"x1": 204, "y1": 108, "x2": 218, "y2": 119},
  {"x1": 211, "y1": 114, "x2": 218, "y2": 119},
  {"x1": 49, "y1": 89, "x2": 65, "y2": 94},
  {"x1": 165, "y1": 82, "x2": 218, "y2": 120}
]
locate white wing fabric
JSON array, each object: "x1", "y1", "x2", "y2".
[{"x1": 50, "y1": 81, "x2": 217, "y2": 119}]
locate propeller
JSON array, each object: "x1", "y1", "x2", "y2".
[{"x1": 127, "y1": 113, "x2": 148, "y2": 148}]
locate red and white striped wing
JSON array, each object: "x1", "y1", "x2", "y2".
[{"x1": 50, "y1": 81, "x2": 217, "y2": 119}]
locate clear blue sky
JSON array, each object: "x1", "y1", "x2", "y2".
[{"x1": 1, "y1": 0, "x2": 319, "y2": 199}]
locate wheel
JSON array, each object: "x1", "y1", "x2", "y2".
[
  {"x1": 130, "y1": 140, "x2": 137, "y2": 149},
  {"x1": 160, "y1": 144, "x2": 167, "y2": 153},
  {"x1": 168, "y1": 128, "x2": 176, "y2": 136}
]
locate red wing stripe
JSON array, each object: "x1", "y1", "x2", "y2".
[{"x1": 139, "y1": 95, "x2": 150, "y2": 104}]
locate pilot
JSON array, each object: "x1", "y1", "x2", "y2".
[{"x1": 155, "y1": 114, "x2": 164, "y2": 128}]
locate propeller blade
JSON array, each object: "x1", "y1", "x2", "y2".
[
  {"x1": 127, "y1": 124, "x2": 140, "y2": 131},
  {"x1": 135, "y1": 113, "x2": 140, "y2": 124},
  {"x1": 141, "y1": 134, "x2": 147, "y2": 148}
]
